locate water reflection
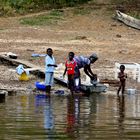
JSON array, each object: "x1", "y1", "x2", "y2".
[
  {"x1": 117, "y1": 95, "x2": 125, "y2": 137},
  {"x1": 35, "y1": 95, "x2": 54, "y2": 130},
  {"x1": 0, "y1": 93, "x2": 6, "y2": 103},
  {"x1": 0, "y1": 91, "x2": 140, "y2": 140},
  {"x1": 19, "y1": 95, "x2": 29, "y2": 110},
  {"x1": 44, "y1": 98, "x2": 54, "y2": 130},
  {"x1": 66, "y1": 96, "x2": 75, "y2": 134},
  {"x1": 66, "y1": 95, "x2": 92, "y2": 139},
  {"x1": 66, "y1": 96, "x2": 80, "y2": 137}
]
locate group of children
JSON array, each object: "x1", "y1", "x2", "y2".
[
  {"x1": 45, "y1": 48, "x2": 127, "y2": 95},
  {"x1": 45, "y1": 48, "x2": 78, "y2": 95}
]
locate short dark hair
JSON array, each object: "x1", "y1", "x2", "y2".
[
  {"x1": 90, "y1": 53, "x2": 98, "y2": 60},
  {"x1": 120, "y1": 65, "x2": 125, "y2": 70},
  {"x1": 47, "y1": 48, "x2": 52, "y2": 52},
  {"x1": 69, "y1": 52, "x2": 75, "y2": 57}
]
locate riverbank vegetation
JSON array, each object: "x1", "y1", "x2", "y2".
[
  {"x1": 0, "y1": 0, "x2": 139, "y2": 18},
  {"x1": 0, "y1": 0, "x2": 90, "y2": 16}
]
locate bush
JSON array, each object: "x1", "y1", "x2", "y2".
[
  {"x1": 111, "y1": 0, "x2": 140, "y2": 7},
  {"x1": 0, "y1": 0, "x2": 91, "y2": 16},
  {"x1": 1, "y1": 0, "x2": 139, "y2": 16}
]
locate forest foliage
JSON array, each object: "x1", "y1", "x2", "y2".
[{"x1": 0, "y1": 0, "x2": 139, "y2": 16}]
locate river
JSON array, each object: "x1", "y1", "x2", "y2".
[{"x1": 0, "y1": 91, "x2": 140, "y2": 140}]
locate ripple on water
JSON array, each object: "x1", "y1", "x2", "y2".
[{"x1": 0, "y1": 92, "x2": 140, "y2": 140}]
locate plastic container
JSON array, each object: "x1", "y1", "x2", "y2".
[
  {"x1": 35, "y1": 82, "x2": 46, "y2": 91},
  {"x1": 127, "y1": 88, "x2": 136, "y2": 94},
  {"x1": 19, "y1": 72, "x2": 29, "y2": 81}
]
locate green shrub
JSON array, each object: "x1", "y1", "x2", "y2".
[
  {"x1": 1, "y1": 0, "x2": 139, "y2": 16},
  {"x1": 0, "y1": 0, "x2": 91, "y2": 14}
]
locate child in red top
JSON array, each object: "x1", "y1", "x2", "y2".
[{"x1": 63, "y1": 52, "x2": 77, "y2": 95}]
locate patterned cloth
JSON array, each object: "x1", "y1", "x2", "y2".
[
  {"x1": 74, "y1": 56, "x2": 90, "y2": 69},
  {"x1": 16, "y1": 64, "x2": 29, "y2": 75},
  {"x1": 73, "y1": 56, "x2": 91, "y2": 92}
]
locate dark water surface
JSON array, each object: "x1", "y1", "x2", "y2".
[{"x1": 0, "y1": 91, "x2": 140, "y2": 140}]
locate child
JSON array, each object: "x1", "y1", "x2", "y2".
[
  {"x1": 63, "y1": 52, "x2": 77, "y2": 95},
  {"x1": 117, "y1": 65, "x2": 127, "y2": 95},
  {"x1": 45, "y1": 48, "x2": 57, "y2": 94}
]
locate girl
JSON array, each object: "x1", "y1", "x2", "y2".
[{"x1": 63, "y1": 52, "x2": 77, "y2": 95}]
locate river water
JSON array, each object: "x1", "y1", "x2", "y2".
[{"x1": 0, "y1": 91, "x2": 140, "y2": 140}]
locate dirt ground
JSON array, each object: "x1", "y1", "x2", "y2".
[{"x1": 0, "y1": 6, "x2": 140, "y2": 92}]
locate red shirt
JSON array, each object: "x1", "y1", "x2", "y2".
[{"x1": 65, "y1": 59, "x2": 77, "y2": 75}]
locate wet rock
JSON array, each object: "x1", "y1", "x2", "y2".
[
  {"x1": 0, "y1": 90, "x2": 8, "y2": 95},
  {"x1": 0, "y1": 90, "x2": 8, "y2": 100}
]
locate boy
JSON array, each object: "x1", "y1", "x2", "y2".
[
  {"x1": 63, "y1": 52, "x2": 77, "y2": 95},
  {"x1": 117, "y1": 65, "x2": 127, "y2": 95},
  {"x1": 45, "y1": 48, "x2": 57, "y2": 94}
]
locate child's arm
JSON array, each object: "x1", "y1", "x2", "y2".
[
  {"x1": 63, "y1": 61, "x2": 68, "y2": 78},
  {"x1": 84, "y1": 64, "x2": 94, "y2": 79},
  {"x1": 47, "y1": 64, "x2": 57, "y2": 67},
  {"x1": 63, "y1": 67, "x2": 67, "y2": 77},
  {"x1": 125, "y1": 73, "x2": 127, "y2": 78}
]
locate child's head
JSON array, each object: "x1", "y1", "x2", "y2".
[
  {"x1": 46, "y1": 48, "x2": 53, "y2": 56},
  {"x1": 89, "y1": 53, "x2": 98, "y2": 63},
  {"x1": 120, "y1": 65, "x2": 125, "y2": 72},
  {"x1": 68, "y1": 52, "x2": 75, "y2": 61}
]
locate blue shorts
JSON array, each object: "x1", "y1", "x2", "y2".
[{"x1": 45, "y1": 72, "x2": 54, "y2": 86}]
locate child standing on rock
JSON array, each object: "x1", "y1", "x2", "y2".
[
  {"x1": 63, "y1": 52, "x2": 77, "y2": 95},
  {"x1": 117, "y1": 65, "x2": 127, "y2": 95}
]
